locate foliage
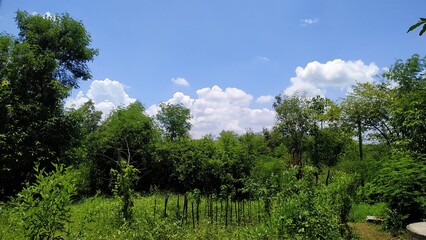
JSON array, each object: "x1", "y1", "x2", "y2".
[
  {"x1": 14, "y1": 164, "x2": 76, "y2": 240},
  {"x1": 271, "y1": 167, "x2": 354, "y2": 239},
  {"x1": 273, "y1": 94, "x2": 311, "y2": 171},
  {"x1": 156, "y1": 103, "x2": 192, "y2": 141},
  {"x1": 363, "y1": 150, "x2": 426, "y2": 232},
  {"x1": 341, "y1": 82, "x2": 396, "y2": 145},
  {"x1": 111, "y1": 159, "x2": 140, "y2": 224},
  {"x1": 0, "y1": 11, "x2": 97, "y2": 199},
  {"x1": 407, "y1": 18, "x2": 426, "y2": 36},
  {"x1": 88, "y1": 102, "x2": 157, "y2": 194},
  {"x1": 382, "y1": 54, "x2": 426, "y2": 153},
  {"x1": 64, "y1": 100, "x2": 102, "y2": 166}
]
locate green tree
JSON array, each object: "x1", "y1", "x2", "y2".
[
  {"x1": 382, "y1": 54, "x2": 426, "y2": 153},
  {"x1": 156, "y1": 103, "x2": 192, "y2": 141},
  {"x1": 0, "y1": 11, "x2": 97, "y2": 198},
  {"x1": 340, "y1": 82, "x2": 395, "y2": 163},
  {"x1": 64, "y1": 100, "x2": 102, "y2": 166},
  {"x1": 88, "y1": 102, "x2": 157, "y2": 194},
  {"x1": 273, "y1": 94, "x2": 310, "y2": 176}
]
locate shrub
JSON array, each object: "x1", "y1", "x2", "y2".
[
  {"x1": 363, "y1": 150, "x2": 426, "y2": 233},
  {"x1": 110, "y1": 159, "x2": 140, "y2": 224},
  {"x1": 15, "y1": 163, "x2": 76, "y2": 240},
  {"x1": 271, "y1": 167, "x2": 348, "y2": 240}
]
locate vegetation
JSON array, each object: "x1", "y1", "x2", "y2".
[{"x1": 1, "y1": 11, "x2": 425, "y2": 239}]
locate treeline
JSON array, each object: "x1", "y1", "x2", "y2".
[{"x1": 0, "y1": 11, "x2": 425, "y2": 235}]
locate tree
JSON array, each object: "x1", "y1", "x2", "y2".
[
  {"x1": 64, "y1": 100, "x2": 102, "y2": 166},
  {"x1": 304, "y1": 96, "x2": 347, "y2": 184},
  {"x1": 156, "y1": 103, "x2": 192, "y2": 141},
  {"x1": 382, "y1": 54, "x2": 426, "y2": 153},
  {"x1": 273, "y1": 94, "x2": 310, "y2": 176},
  {"x1": 87, "y1": 102, "x2": 158, "y2": 194},
  {"x1": 0, "y1": 11, "x2": 97, "y2": 199},
  {"x1": 341, "y1": 81, "x2": 397, "y2": 167}
]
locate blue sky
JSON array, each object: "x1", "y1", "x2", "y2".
[{"x1": 1, "y1": 1, "x2": 426, "y2": 137}]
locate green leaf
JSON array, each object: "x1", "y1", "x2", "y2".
[
  {"x1": 407, "y1": 20, "x2": 425, "y2": 33},
  {"x1": 420, "y1": 24, "x2": 426, "y2": 36}
]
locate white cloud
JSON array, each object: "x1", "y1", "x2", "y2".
[
  {"x1": 255, "y1": 56, "x2": 270, "y2": 62},
  {"x1": 31, "y1": 11, "x2": 55, "y2": 19},
  {"x1": 171, "y1": 77, "x2": 190, "y2": 87},
  {"x1": 300, "y1": 18, "x2": 320, "y2": 26},
  {"x1": 284, "y1": 59, "x2": 379, "y2": 97},
  {"x1": 147, "y1": 85, "x2": 276, "y2": 138},
  {"x1": 256, "y1": 95, "x2": 274, "y2": 104},
  {"x1": 65, "y1": 78, "x2": 136, "y2": 119}
]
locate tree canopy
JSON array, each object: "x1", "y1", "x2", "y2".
[{"x1": 0, "y1": 11, "x2": 97, "y2": 198}]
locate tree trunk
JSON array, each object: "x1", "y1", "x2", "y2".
[
  {"x1": 357, "y1": 119, "x2": 363, "y2": 162},
  {"x1": 326, "y1": 168, "x2": 331, "y2": 186}
]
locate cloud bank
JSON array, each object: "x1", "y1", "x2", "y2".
[
  {"x1": 147, "y1": 86, "x2": 276, "y2": 139},
  {"x1": 284, "y1": 59, "x2": 379, "y2": 96},
  {"x1": 66, "y1": 79, "x2": 276, "y2": 139},
  {"x1": 65, "y1": 78, "x2": 136, "y2": 119}
]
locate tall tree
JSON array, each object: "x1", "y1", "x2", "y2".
[
  {"x1": 307, "y1": 96, "x2": 348, "y2": 184},
  {"x1": 0, "y1": 11, "x2": 97, "y2": 198},
  {"x1": 87, "y1": 102, "x2": 158, "y2": 194},
  {"x1": 341, "y1": 82, "x2": 396, "y2": 148},
  {"x1": 156, "y1": 103, "x2": 192, "y2": 141},
  {"x1": 382, "y1": 54, "x2": 426, "y2": 153},
  {"x1": 273, "y1": 94, "x2": 310, "y2": 177}
]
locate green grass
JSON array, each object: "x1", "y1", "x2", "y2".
[
  {"x1": 349, "y1": 202, "x2": 388, "y2": 222},
  {"x1": 1, "y1": 194, "x2": 271, "y2": 240},
  {"x1": 2, "y1": 195, "x2": 392, "y2": 239}
]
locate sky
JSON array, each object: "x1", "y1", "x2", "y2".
[{"x1": 1, "y1": 1, "x2": 426, "y2": 138}]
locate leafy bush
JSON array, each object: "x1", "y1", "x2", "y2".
[
  {"x1": 110, "y1": 159, "x2": 140, "y2": 224},
  {"x1": 363, "y1": 150, "x2": 426, "y2": 232},
  {"x1": 271, "y1": 167, "x2": 354, "y2": 239},
  {"x1": 14, "y1": 163, "x2": 76, "y2": 240}
]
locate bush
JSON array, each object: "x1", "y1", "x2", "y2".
[
  {"x1": 363, "y1": 150, "x2": 426, "y2": 233},
  {"x1": 110, "y1": 159, "x2": 140, "y2": 224},
  {"x1": 271, "y1": 167, "x2": 353, "y2": 239},
  {"x1": 15, "y1": 163, "x2": 76, "y2": 240}
]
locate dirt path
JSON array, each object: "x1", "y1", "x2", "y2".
[{"x1": 349, "y1": 222, "x2": 405, "y2": 240}]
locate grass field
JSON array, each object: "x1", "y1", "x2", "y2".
[
  {"x1": 1, "y1": 195, "x2": 406, "y2": 239},
  {"x1": 1, "y1": 194, "x2": 272, "y2": 239}
]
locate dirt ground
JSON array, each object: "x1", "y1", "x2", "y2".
[{"x1": 349, "y1": 222, "x2": 406, "y2": 240}]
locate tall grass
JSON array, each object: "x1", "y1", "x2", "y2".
[{"x1": 348, "y1": 202, "x2": 388, "y2": 222}]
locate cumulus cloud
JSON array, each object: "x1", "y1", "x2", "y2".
[
  {"x1": 148, "y1": 86, "x2": 276, "y2": 138},
  {"x1": 300, "y1": 18, "x2": 320, "y2": 26},
  {"x1": 284, "y1": 59, "x2": 379, "y2": 97},
  {"x1": 171, "y1": 77, "x2": 190, "y2": 87},
  {"x1": 256, "y1": 95, "x2": 275, "y2": 104},
  {"x1": 65, "y1": 78, "x2": 136, "y2": 119},
  {"x1": 31, "y1": 11, "x2": 55, "y2": 19}
]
